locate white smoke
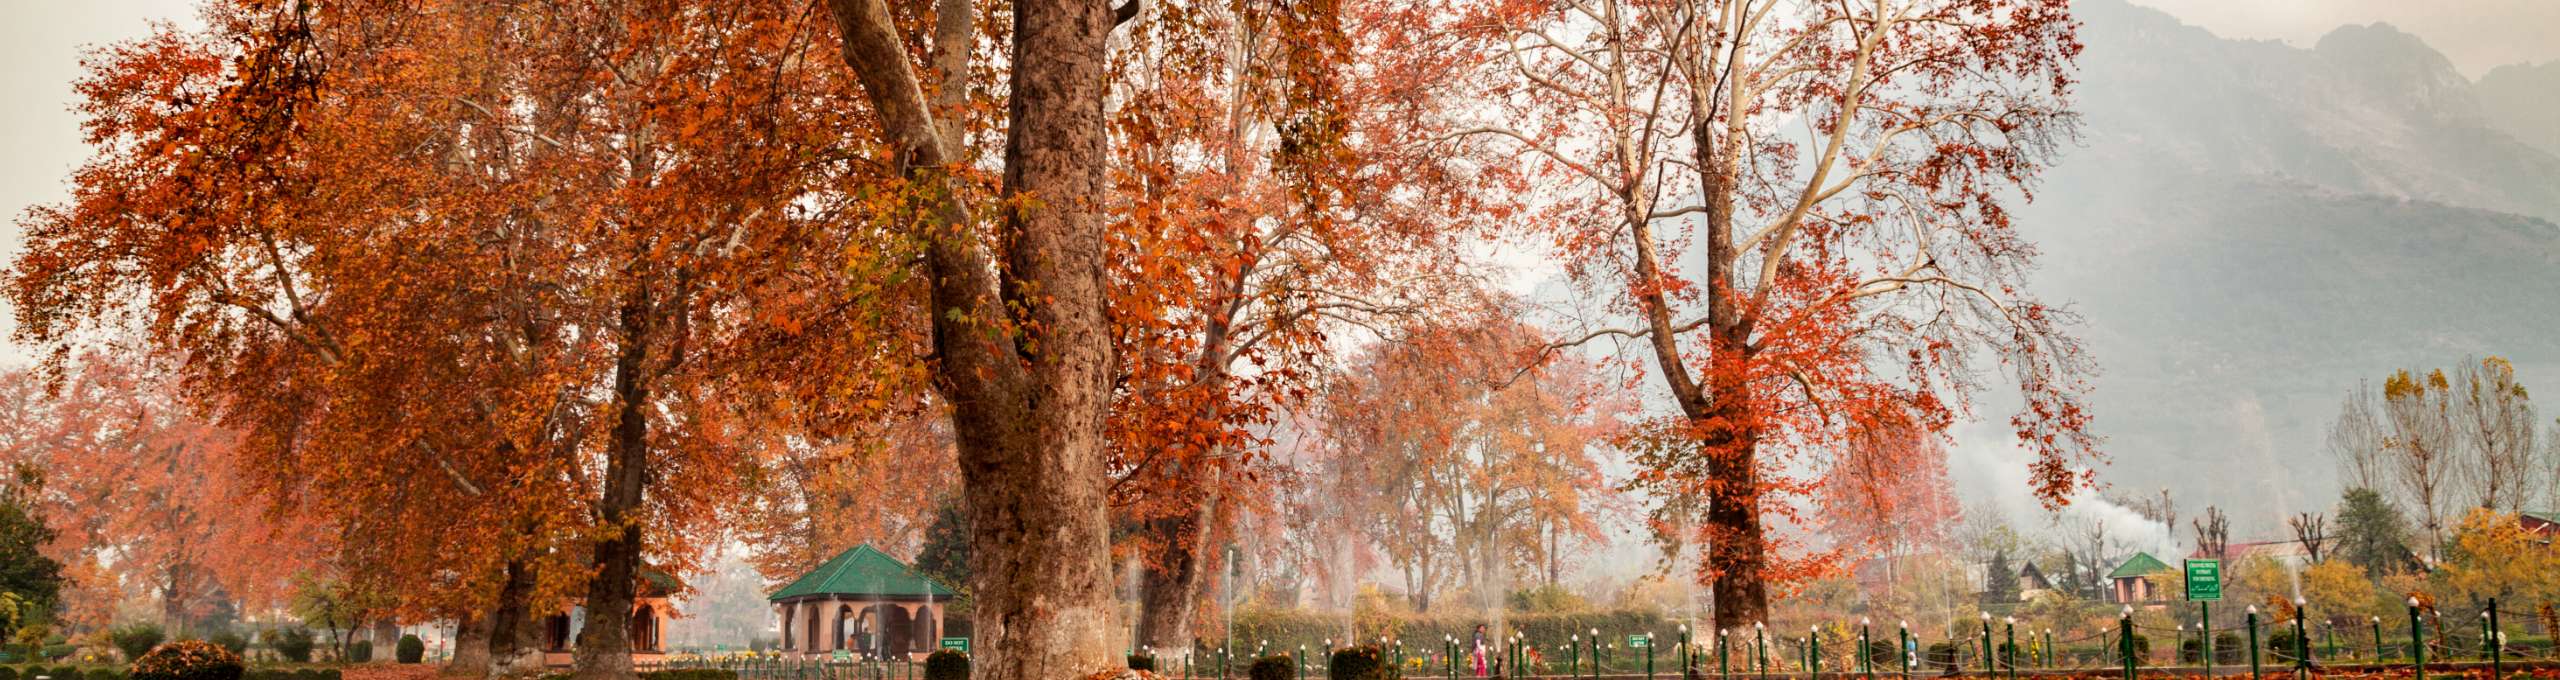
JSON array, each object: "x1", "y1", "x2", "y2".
[{"x1": 1948, "y1": 418, "x2": 2183, "y2": 558}]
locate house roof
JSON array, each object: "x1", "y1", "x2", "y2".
[
  {"x1": 768, "y1": 544, "x2": 955, "y2": 602},
  {"x1": 2522, "y1": 510, "x2": 2559, "y2": 526},
  {"x1": 2108, "y1": 552, "x2": 2170, "y2": 580}
]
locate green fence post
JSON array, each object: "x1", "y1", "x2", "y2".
[
  {"x1": 2369, "y1": 616, "x2": 2382, "y2": 662},
  {"x1": 2002, "y1": 618, "x2": 2015, "y2": 680},
  {"x1": 2292, "y1": 598, "x2": 2310, "y2": 672},
  {"x1": 1896, "y1": 623, "x2": 1909, "y2": 680},
  {"x1": 2246, "y1": 605, "x2": 2261, "y2": 680},
  {"x1": 2406, "y1": 598, "x2": 2424, "y2": 680},
  {"x1": 2201, "y1": 600, "x2": 2213, "y2": 678},
  {"x1": 1809, "y1": 627, "x2": 1821, "y2": 680},
  {"x1": 1976, "y1": 613, "x2": 1992, "y2": 676},
  {"x1": 1719, "y1": 629, "x2": 1730, "y2": 680},
  {"x1": 1647, "y1": 630, "x2": 1656, "y2": 680},
  {"x1": 1756, "y1": 624, "x2": 1768, "y2": 680},
  {"x1": 2487, "y1": 598, "x2": 2502, "y2": 678},
  {"x1": 1859, "y1": 620, "x2": 1872, "y2": 680},
  {"x1": 2118, "y1": 606, "x2": 2135, "y2": 680}
]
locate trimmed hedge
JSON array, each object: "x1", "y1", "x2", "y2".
[
  {"x1": 1328, "y1": 645, "x2": 1393, "y2": 680},
  {"x1": 130, "y1": 641, "x2": 244, "y2": 680},
  {"x1": 395, "y1": 635, "x2": 423, "y2": 664},
  {"x1": 637, "y1": 670, "x2": 736, "y2": 680},
  {"x1": 924, "y1": 650, "x2": 968, "y2": 680},
  {"x1": 1248, "y1": 655, "x2": 1293, "y2": 680},
  {"x1": 208, "y1": 632, "x2": 248, "y2": 656},
  {"x1": 1126, "y1": 655, "x2": 1154, "y2": 672},
  {"x1": 342, "y1": 642, "x2": 369, "y2": 665},
  {"x1": 267, "y1": 631, "x2": 313, "y2": 665},
  {"x1": 86, "y1": 669, "x2": 126, "y2": 680},
  {"x1": 110, "y1": 626, "x2": 166, "y2": 663}
]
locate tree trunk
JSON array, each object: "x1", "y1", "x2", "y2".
[
  {"x1": 572, "y1": 296, "x2": 653, "y2": 680},
  {"x1": 451, "y1": 615, "x2": 493, "y2": 677},
  {"x1": 826, "y1": 0, "x2": 1119, "y2": 676},
  {"x1": 489, "y1": 558, "x2": 545, "y2": 677},
  {"x1": 1134, "y1": 491, "x2": 1214, "y2": 653},
  {"x1": 1698, "y1": 368, "x2": 1766, "y2": 632}
]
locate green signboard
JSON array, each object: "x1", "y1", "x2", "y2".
[
  {"x1": 832, "y1": 650, "x2": 852, "y2": 662},
  {"x1": 941, "y1": 637, "x2": 970, "y2": 652},
  {"x1": 1626, "y1": 635, "x2": 1650, "y2": 649},
  {"x1": 2183, "y1": 558, "x2": 2222, "y2": 601}
]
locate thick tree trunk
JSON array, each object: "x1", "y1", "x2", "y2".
[
  {"x1": 451, "y1": 616, "x2": 492, "y2": 677},
  {"x1": 1134, "y1": 493, "x2": 1214, "y2": 653},
  {"x1": 572, "y1": 297, "x2": 653, "y2": 680},
  {"x1": 488, "y1": 558, "x2": 545, "y2": 677},
  {"x1": 827, "y1": 0, "x2": 1118, "y2": 676}
]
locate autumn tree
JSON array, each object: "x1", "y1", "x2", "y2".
[
  {"x1": 2380, "y1": 369, "x2": 2463, "y2": 562},
  {"x1": 1097, "y1": 0, "x2": 1507, "y2": 650},
  {"x1": 1319, "y1": 309, "x2": 1627, "y2": 614},
  {"x1": 2452, "y1": 357, "x2": 2541, "y2": 512},
  {"x1": 0, "y1": 357, "x2": 323, "y2": 633},
  {"x1": 2330, "y1": 383, "x2": 2386, "y2": 493},
  {"x1": 12, "y1": 4, "x2": 912, "y2": 680},
  {"x1": 824, "y1": 0, "x2": 1137, "y2": 673},
  {"x1": 1468, "y1": 0, "x2": 2093, "y2": 628},
  {"x1": 1818, "y1": 412, "x2": 1960, "y2": 589}
]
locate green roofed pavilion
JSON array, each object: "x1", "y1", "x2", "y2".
[
  {"x1": 770, "y1": 544, "x2": 955, "y2": 660},
  {"x1": 2106, "y1": 551, "x2": 2170, "y2": 580},
  {"x1": 2106, "y1": 551, "x2": 2171, "y2": 604}
]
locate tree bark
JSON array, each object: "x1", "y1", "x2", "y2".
[
  {"x1": 572, "y1": 295, "x2": 653, "y2": 680},
  {"x1": 488, "y1": 558, "x2": 545, "y2": 677},
  {"x1": 826, "y1": 0, "x2": 1119, "y2": 677},
  {"x1": 1133, "y1": 490, "x2": 1214, "y2": 653}
]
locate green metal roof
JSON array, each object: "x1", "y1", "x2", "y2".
[
  {"x1": 2522, "y1": 510, "x2": 2560, "y2": 525},
  {"x1": 2107, "y1": 552, "x2": 2171, "y2": 580},
  {"x1": 768, "y1": 544, "x2": 955, "y2": 602}
]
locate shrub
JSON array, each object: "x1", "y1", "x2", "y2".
[
  {"x1": 1248, "y1": 655, "x2": 1293, "y2": 680},
  {"x1": 0, "y1": 665, "x2": 17, "y2": 680},
  {"x1": 88, "y1": 668, "x2": 127, "y2": 680},
  {"x1": 1328, "y1": 645, "x2": 1392, "y2": 680},
  {"x1": 2267, "y1": 628, "x2": 2302, "y2": 663},
  {"x1": 1860, "y1": 640, "x2": 1895, "y2": 668},
  {"x1": 1125, "y1": 654, "x2": 1155, "y2": 672},
  {"x1": 394, "y1": 635, "x2": 422, "y2": 664},
  {"x1": 266, "y1": 631, "x2": 311, "y2": 665},
  {"x1": 51, "y1": 667, "x2": 79, "y2": 680},
  {"x1": 344, "y1": 641, "x2": 370, "y2": 664},
  {"x1": 1921, "y1": 642, "x2": 1959, "y2": 671},
  {"x1": 924, "y1": 649, "x2": 968, "y2": 680},
  {"x1": 206, "y1": 632, "x2": 248, "y2": 657},
  {"x1": 110, "y1": 626, "x2": 167, "y2": 663},
  {"x1": 129, "y1": 640, "x2": 244, "y2": 680}
]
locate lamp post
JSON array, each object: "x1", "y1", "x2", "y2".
[
  {"x1": 1646, "y1": 631, "x2": 1656, "y2": 680},
  {"x1": 1592, "y1": 629, "x2": 1602, "y2": 679},
  {"x1": 2488, "y1": 598, "x2": 2503, "y2": 678},
  {"x1": 1719, "y1": 629, "x2": 1730, "y2": 680},
  {"x1": 2370, "y1": 616, "x2": 2382, "y2": 662},
  {"x1": 1572, "y1": 634, "x2": 1582, "y2": 679},
  {"x1": 1809, "y1": 627, "x2": 1821, "y2": 680}
]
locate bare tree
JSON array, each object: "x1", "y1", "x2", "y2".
[
  {"x1": 2381, "y1": 368, "x2": 2458, "y2": 563},
  {"x1": 2329, "y1": 383, "x2": 2386, "y2": 492},
  {"x1": 2192, "y1": 506, "x2": 2229, "y2": 560},
  {"x1": 2287, "y1": 512, "x2": 2329, "y2": 564},
  {"x1": 2453, "y1": 356, "x2": 2542, "y2": 511}
]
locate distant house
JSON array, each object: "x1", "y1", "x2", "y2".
[
  {"x1": 2195, "y1": 541, "x2": 2312, "y2": 569},
  {"x1": 2018, "y1": 562, "x2": 2055, "y2": 600},
  {"x1": 2107, "y1": 552, "x2": 2170, "y2": 604},
  {"x1": 537, "y1": 568, "x2": 684, "y2": 667},
  {"x1": 2521, "y1": 511, "x2": 2559, "y2": 537}
]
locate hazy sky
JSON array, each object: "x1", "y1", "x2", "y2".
[{"x1": 2136, "y1": 0, "x2": 2560, "y2": 77}]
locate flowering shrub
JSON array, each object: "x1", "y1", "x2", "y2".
[{"x1": 128, "y1": 640, "x2": 242, "y2": 680}]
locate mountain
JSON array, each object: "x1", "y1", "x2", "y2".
[
  {"x1": 2477, "y1": 61, "x2": 2560, "y2": 157},
  {"x1": 1995, "y1": 0, "x2": 2560, "y2": 530}
]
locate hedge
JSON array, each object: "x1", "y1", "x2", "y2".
[
  {"x1": 1327, "y1": 645, "x2": 1393, "y2": 680},
  {"x1": 130, "y1": 640, "x2": 243, "y2": 680},
  {"x1": 1222, "y1": 609, "x2": 1678, "y2": 656},
  {"x1": 637, "y1": 670, "x2": 737, "y2": 680},
  {"x1": 1247, "y1": 655, "x2": 1293, "y2": 680},
  {"x1": 924, "y1": 650, "x2": 968, "y2": 680},
  {"x1": 395, "y1": 636, "x2": 423, "y2": 665}
]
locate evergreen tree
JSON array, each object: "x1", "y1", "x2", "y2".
[
  {"x1": 0, "y1": 464, "x2": 64, "y2": 632},
  {"x1": 1983, "y1": 549, "x2": 2020, "y2": 604},
  {"x1": 914, "y1": 498, "x2": 971, "y2": 595},
  {"x1": 2335, "y1": 488, "x2": 2415, "y2": 577}
]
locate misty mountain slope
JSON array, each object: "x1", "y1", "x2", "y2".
[
  {"x1": 1995, "y1": 0, "x2": 2560, "y2": 527},
  {"x1": 2067, "y1": 0, "x2": 2560, "y2": 224},
  {"x1": 2478, "y1": 61, "x2": 2560, "y2": 157}
]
